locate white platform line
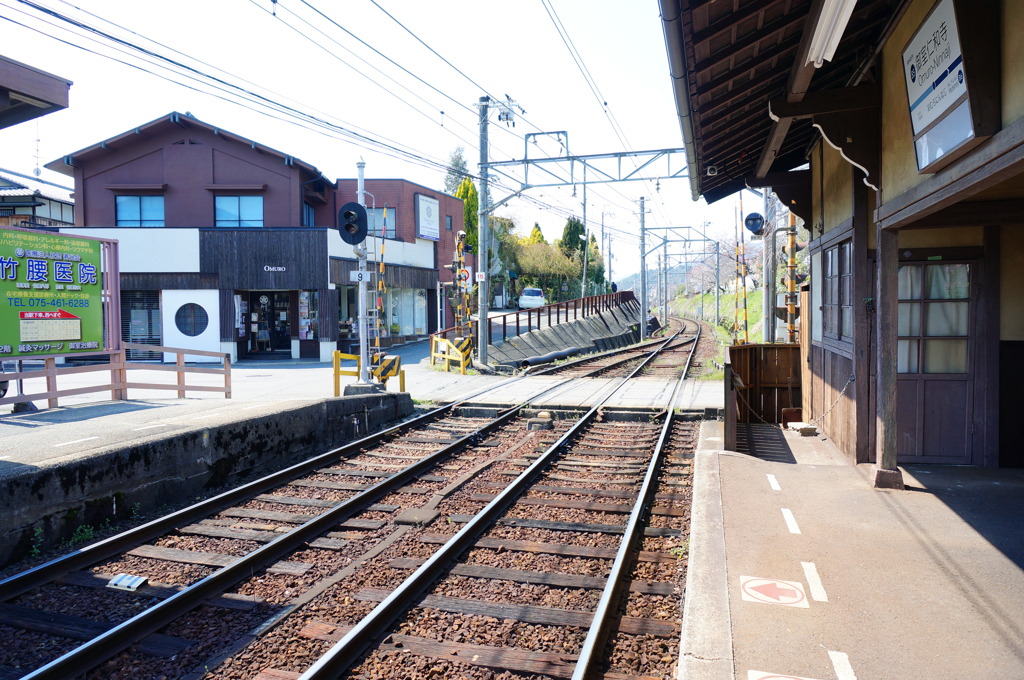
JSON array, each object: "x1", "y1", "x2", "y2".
[
  {"x1": 54, "y1": 437, "x2": 99, "y2": 447},
  {"x1": 241, "y1": 404, "x2": 266, "y2": 410},
  {"x1": 132, "y1": 424, "x2": 167, "y2": 431},
  {"x1": 766, "y1": 473, "x2": 781, "y2": 491},
  {"x1": 801, "y1": 561, "x2": 828, "y2": 601},
  {"x1": 828, "y1": 651, "x2": 857, "y2": 680},
  {"x1": 781, "y1": 508, "x2": 801, "y2": 534}
]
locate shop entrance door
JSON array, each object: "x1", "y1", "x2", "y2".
[
  {"x1": 249, "y1": 291, "x2": 291, "y2": 355},
  {"x1": 895, "y1": 262, "x2": 976, "y2": 464}
]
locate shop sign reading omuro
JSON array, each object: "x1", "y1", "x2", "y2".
[{"x1": 0, "y1": 228, "x2": 104, "y2": 358}]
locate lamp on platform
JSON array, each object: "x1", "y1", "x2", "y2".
[{"x1": 806, "y1": 0, "x2": 857, "y2": 68}]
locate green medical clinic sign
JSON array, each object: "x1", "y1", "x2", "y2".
[{"x1": 0, "y1": 228, "x2": 104, "y2": 358}]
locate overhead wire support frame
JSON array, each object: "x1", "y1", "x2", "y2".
[{"x1": 485, "y1": 146, "x2": 689, "y2": 190}]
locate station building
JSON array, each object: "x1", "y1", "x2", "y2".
[
  {"x1": 43, "y1": 111, "x2": 469, "y2": 363},
  {"x1": 662, "y1": 0, "x2": 1024, "y2": 471}
]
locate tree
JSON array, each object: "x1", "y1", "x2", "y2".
[
  {"x1": 526, "y1": 223, "x2": 546, "y2": 245},
  {"x1": 443, "y1": 146, "x2": 468, "y2": 195},
  {"x1": 559, "y1": 216, "x2": 586, "y2": 258},
  {"x1": 454, "y1": 177, "x2": 478, "y2": 251}
]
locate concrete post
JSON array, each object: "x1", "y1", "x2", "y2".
[{"x1": 639, "y1": 197, "x2": 647, "y2": 341}]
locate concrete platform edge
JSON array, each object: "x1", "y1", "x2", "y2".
[{"x1": 678, "y1": 445, "x2": 735, "y2": 680}]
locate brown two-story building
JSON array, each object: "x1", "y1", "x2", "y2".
[{"x1": 45, "y1": 111, "x2": 468, "y2": 362}]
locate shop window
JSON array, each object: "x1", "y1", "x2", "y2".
[
  {"x1": 368, "y1": 207, "x2": 396, "y2": 239},
  {"x1": 216, "y1": 196, "x2": 263, "y2": 227},
  {"x1": 121, "y1": 290, "x2": 161, "y2": 360},
  {"x1": 175, "y1": 303, "x2": 209, "y2": 337},
  {"x1": 299, "y1": 290, "x2": 319, "y2": 340},
  {"x1": 116, "y1": 195, "x2": 164, "y2": 227},
  {"x1": 897, "y1": 263, "x2": 970, "y2": 374},
  {"x1": 821, "y1": 241, "x2": 852, "y2": 343}
]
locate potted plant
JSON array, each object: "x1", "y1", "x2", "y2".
[{"x1": 389, "y1": 323, "x2": 401, "y2": 336}]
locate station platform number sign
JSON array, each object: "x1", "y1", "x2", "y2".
[{"x1": 0, "y1": 227, "x2": 104, "y2": 358}]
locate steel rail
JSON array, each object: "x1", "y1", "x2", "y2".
[
  {"x1": 17, "y1": 403, "x2": 528, "y2": 680},
  {"x1": 572, "y1": 317, "x2": 701, "y2": 680},
  {"x1": 0, "y1": 374, "x2": 532, "y2": 603},
  {"x1": 298, "y1": 324, "x2": 687, "y2": 680},
  {"x1": 531, "y1": 318, "x2": 692, "y2": 378},
  {"x1": 7, "y1": 376, "x2": 581, "y2": 680}
]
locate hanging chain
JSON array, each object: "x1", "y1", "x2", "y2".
[
  {"x1": 735, "y1": 388, "x2": 777, "y2": 426},
  {"x1": 807, "y1": 374, "x2": 855, "y2": 427},
  {"x1": 734, "y1": 374, "x2": 855, "y2": 429}
]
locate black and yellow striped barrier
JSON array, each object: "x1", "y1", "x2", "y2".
[{"x1": 333, "y1": 350, "x2": 406, "y2": 395}]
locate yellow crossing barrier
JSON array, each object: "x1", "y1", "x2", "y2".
[{"x1": 430, "y1": 335, "x2": 472, "y2": 375}]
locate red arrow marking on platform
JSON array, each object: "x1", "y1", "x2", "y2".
[{"x1": 751, "y1": 582, "x2": 798, "y2": 601}]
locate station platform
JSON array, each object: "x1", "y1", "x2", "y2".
[{"x1": 685, "y1": 422, "x2": 1024, "y2": 680}]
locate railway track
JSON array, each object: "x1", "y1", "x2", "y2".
[
  {"x1": 532, "y1": 317, "x2": 692, "y2": 379},
  {"x1": 0, "y1": 318, "x2": 702, "y2": 680}
]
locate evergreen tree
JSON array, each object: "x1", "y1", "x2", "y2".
[
  {"x1": 527, "y1": 223, "x2": 546, "y2": 245},
  {"x1": 454, "y1": 177, "x2": 479, "y2": 251},
  {"x1": 443, "y1": 146, "x2": 468, "y2": 195},
  {"x1": 559, "y1": 216, "x2": 586, "y2": 258}
]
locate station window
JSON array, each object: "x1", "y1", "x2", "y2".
[
  {"x1": 897, "y1": 263, "x2": 970, "y2": 374},
  {"x1": 822, "y1": 241, "x2": 852, "y2": 343}
]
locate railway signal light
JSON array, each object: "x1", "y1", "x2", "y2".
[{"x1": 338, "y1": 202, "x2": 368, "y2": 245}]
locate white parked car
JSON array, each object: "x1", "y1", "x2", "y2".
[{"x1": 517, "y1": 287, "x2": 546, "y2": 310}]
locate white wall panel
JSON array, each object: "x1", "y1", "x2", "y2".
[
  {"x1": 61, "y1": 228, "x2": 200, "y2": 273},
  {"x1": 161, "y1": 289, "x2": 220, "y2": 363}
]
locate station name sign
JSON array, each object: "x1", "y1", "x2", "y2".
[
  {"x1": 0, "y1": 228, "x2": 104, "y2": 358},
  {"x1": 902, "y1": 0, "x2": 965, "y2": 136}
]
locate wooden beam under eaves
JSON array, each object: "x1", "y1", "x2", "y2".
[{"x1": 753, "y1": 0, "x2": 827, "y2": 179}]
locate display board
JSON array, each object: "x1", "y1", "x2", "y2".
[
  {"x1": 415, "y1": 193, "x2": 440, "y2": 241},
  {"x1": 0, "y1": 228, "x2": 104, "y2": 358}
]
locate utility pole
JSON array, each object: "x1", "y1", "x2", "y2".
[
  {"x1": 607, "y1": 234, "x2": 613, "y2": 286},
  {"x1": 580, "y1": 175, "x2": 589, "y2": 298},
  {"x1": 639, "y1": 196, "x2": 647, "y2": 341},
  {"x1": 477, "y1": 96, "x2": 490, "y2": 366},
  {"x1": 601, "y1": 211, "x2": 606, "y2": 291},
  {"x1": 715, "y1": 239, "x2": 720, "y2": 327},
  {"x1": 657, "y1": 253, "x2": 663, "y2": 322},
  {"x1": 355, "y1": 161, "x2": 370, "y2": 385},
  {"x1": 763, "y1": 191, "x2": 771, "y2": 343},
  {"x1": 787, "y1": 211, "x2": 797, "y2": 343}
]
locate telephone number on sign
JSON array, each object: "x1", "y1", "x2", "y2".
[{"x1": 8, "y1": 298, "x2": 90, "y2": 308}]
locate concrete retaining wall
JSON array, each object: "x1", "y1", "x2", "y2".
[
  {"x1": 488, "y1": 299, "x2": 643, "y2": 366},
  {"x1": 0, "y1": 392, "x2": 413, "y2": 568}
]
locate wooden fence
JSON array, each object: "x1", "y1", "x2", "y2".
[
  {"x1": 723, "y1": 343, "x2": 801, "y2": 451},
  {"x1": 431, "y1": 291, "x2": 637, "y2": 346},
  {"x1": 0, "y1": 342, "x2": 231, "y2": 409}
]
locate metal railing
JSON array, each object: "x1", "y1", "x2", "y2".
[{"x1": 431, "y1": 290, "x2": 637, "y2": 347}]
